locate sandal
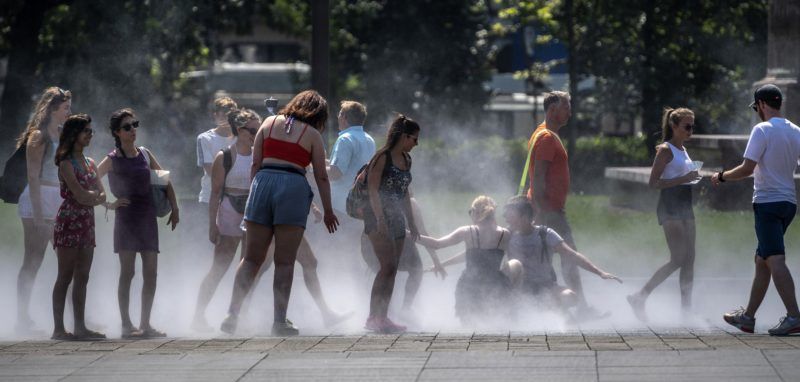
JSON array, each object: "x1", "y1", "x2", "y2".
[
  {"x1": 74, "y1": 329, "x2": 106, "y2": 341},
  {"x1": 140, "y1": 327, "x2": 167, "y2": 338},
  {"x1": 121, "y1": 326, "x2": 144, "y2": 339},
  {"x1": 51, "y1": 331, "x2": 75, "y2": 341}
]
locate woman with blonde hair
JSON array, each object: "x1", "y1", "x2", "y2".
[
  {"x1": 628, "y1": 107, "x2": 700, "y2": 321},
  {"x1": 15, "y1": 87, "x2": 71, "y2": 334},
  {"x1": 417, "y1": 195, "x2": 519, "y2": 326}
]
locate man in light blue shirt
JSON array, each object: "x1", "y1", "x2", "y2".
[{"x1": 328, "y1": 101, "x2": 376, "y2": 214}]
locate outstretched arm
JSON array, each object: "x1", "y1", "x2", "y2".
[
  {"x1": 417, "y1": 226, "x2": 469, "y2": 250},
  {"x1": 555, "y1": 242, "x2": 622, "y2": 283}
]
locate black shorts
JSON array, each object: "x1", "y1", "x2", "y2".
[
  {"x1": 657, "y1": 185, "x2": 694, "y2": 225},
  {"x1": 754, "y1": 201, "x2": 796, "y2": 258}
]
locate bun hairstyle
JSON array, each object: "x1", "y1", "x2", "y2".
[
  {"x1": 470, "y1": 195, "x2": 497, "y2": 223},
  {"x1": 227, "y1": 108, "x2": 262, "y2": 137},
  {"x1": 17, "y1": 86, "x2": 72, "y2": 149},
  {"x1": 55, "y1": 113, "x2": 91, "y2": 166},
  {"x1": 660, "y1": 107, "x2": 694, "y2": 142},
  {"x1": 108, "y1": 108, "x2": 135, "y2": 158}
]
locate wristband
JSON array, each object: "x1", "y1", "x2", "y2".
[{"x1": 718, "y1": 171, "x2": 726, "y2": 183}]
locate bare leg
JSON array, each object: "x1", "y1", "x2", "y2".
[
  {"x1": 194, "y1": 236, "x2": 239, "y2": 324},
  {"x1": 745, "y1": 255, "x2": 771, "y2": 317},
  {"x1": 17, "y1": 219, "x2": 51, "y2": 328},
  {"x1": 368, "y1": 234, "x2": 403, "y2": 318},
  {"x1": 402, "y1": 266, "x2": 422, "y2": 310},
  {"x1": 272, "y1": 225, "x2": 305, "y2": 323},
  {"x1": 117, "y1": 251, "x2": 137, "y2": 331},
  {"x1": 52, "y1": 248, "x2": 78, "y2": 335},
  {"x1": 679, "y1": 219, "x2": 696, "y2": 310},
  {"x1": 638, "y1": 220, "x2": 686, "y2": 298},
  {"x1": 139, "y1": 251, "x2": 159, "y2": 331},
  {"x1": 72, "y1": 248, "x2": 94, "y2": 334},
  {"x1": 227, "y1": 222, "x2": 272, "y2": 317},
  {"x1": 295, "y1": 238, "x2": 336, "y2": 318},
  {"x1": 766, "y1": 255, "x2": 800, "y2": 317}
]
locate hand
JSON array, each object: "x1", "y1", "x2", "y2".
[
  {"x1": 108, "y1": 198, "x2": 130, "y2": 210},
  {"x1": 167, "y1": 208, "x2": 180, "y2": 230},
  {"x1": 377, "y1": 220, "x2": 389, "y2": 237},
  {"x1": 209, "y1": 225, "x2": 219, "y2": 244},
  {"x1": 312, "y1": 204, "x2": 323, "y2": 223},
  {"x1": 431, "y1": 261, "x2": 447, "y2": 279},
  {"x1": 95, "y1": 192, "x2": 107, "y2": 206},
  {"x1": 408, "y1": 225, "x2": 420, "y2": 242},
  {"x1": 600, "y1": 272, "x2": 623, "y2": 283},
  {"x1": 684, "y1": 170, "x2": 700, "y2": 183},
  {"x1": 323, "y1": 210, "x2": 339, "y2": 233},
  {"x1": 711, "y1": 171, "x2": 722, "y2": 186}
]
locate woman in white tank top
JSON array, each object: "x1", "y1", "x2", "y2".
[{"x1": 628, "y1": 107, "x2": 700, "y2": 322}]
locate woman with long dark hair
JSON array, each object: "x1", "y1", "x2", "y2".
[
  {"x1": 51, "y1": 114, "x2": 106, "y2": 340},
  {"x1": 221, "y1": 90, "x2": 338, "y2": 336},
  {"x1": 363, "y1": 115, "x2": 420, "y2": 333},
  {"x1": 627, "y1": 107, "x2": 699, "y2": 321},
  {"x1": 15, "y1": 87, "x2": 71, "y2": 334},
  {"x1": 96, "y1": 108, "x2": 179, "y2": 338}
]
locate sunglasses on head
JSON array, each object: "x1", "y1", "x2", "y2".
[{"x1": 121, "y1": 120, "x2": 139, "y2": 131}]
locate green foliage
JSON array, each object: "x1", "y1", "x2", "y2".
[{"x1": 570, "y1": 135, "x2": 650, "y2": 193}]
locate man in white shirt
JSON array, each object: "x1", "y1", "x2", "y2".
[
  {"x1": 713, "y1": 84, "x2": 800, "y2": 335},
  {"x1": 196, "y1": 97, "x2": 237, "y2": 204}
]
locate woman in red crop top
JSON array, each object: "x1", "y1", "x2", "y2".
[{"x1": 221, "y1": 90, "x2": 339, "y2": 337}]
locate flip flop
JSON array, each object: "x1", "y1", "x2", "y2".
[
  {"x1": 140, "y1": 328, "x2": 167, "y2": 338},
  {"x1": 121, "y1": 327, "x2": 144, "y2": 339},
  {"x1": 50, "y1": 331, "x2": 75, "y2": 341},
  {"x1": 74, "y1": 329, "x2": 107, "y2": 341}
]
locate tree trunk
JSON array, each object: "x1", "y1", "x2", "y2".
[
  {"x1": 0, "y1": 1, "x2": 56, "y2": 153},
  {"x1": 640, "y1": 0, "x2": 660, "y2": 157}
]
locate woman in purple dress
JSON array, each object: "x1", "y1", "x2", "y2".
[
  {"x1": 51, "y1": 114, "x2": 106, "y2": 340},
  {"x1": 97, "y1": 108, "x2": 179, "y2": 338}
]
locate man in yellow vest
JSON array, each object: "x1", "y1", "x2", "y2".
[{"x1": 527, "y1": 91, "x2": 602, "y2": 318}]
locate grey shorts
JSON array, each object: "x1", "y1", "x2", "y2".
[{"x1": 244, "y1": 166, "x2": 313, "y2": 228}]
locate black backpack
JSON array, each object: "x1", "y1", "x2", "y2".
[{"x1": 0, "y1": 138, "x2": 50, "y2": 204}]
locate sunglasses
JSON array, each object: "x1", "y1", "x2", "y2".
[
  {"x1": 406, "y1": 134, "x2": 419, "y2": 143},
  {"x1": 683, "y1": 124, "x2": 694, "y2": 131},
  {"x1": 121, "y1": 120, "x2": 139, "y2": 131},
  {"x1": 83, "y1": 127, "x2": 94, "y2": 136}
]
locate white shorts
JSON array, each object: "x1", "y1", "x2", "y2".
[
  {"x1": 216, "y1": 197, "x2": 244, "y2": 237},
  {"x1": 17, "y1": 184, "x2": 62, "y2": 220}
]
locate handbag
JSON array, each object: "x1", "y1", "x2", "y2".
[
  {"x1": 140, "y1": 147, "x2": 172, "y2": 218},
  {"x1": 345, "y1": 163, "x2": 370, "y2": 219},
  {"x1": 225, "y1": 193, "x2": 248, "y2": 214}
]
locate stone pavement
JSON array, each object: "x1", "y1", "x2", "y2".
[{"x1": 2, "y1": 326, "x2": 800, "y2": 381}]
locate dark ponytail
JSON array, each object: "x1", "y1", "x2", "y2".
[
  {"x1": 109, "y1": 108, "x2": 135, "y2": 158},
  {"x1": 368, "y1": 114, "x2": 420, "y2": 170}
]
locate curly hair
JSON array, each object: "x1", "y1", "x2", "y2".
[{"x1": 470, "y1": 195, "x2": 497, "y2": 223}]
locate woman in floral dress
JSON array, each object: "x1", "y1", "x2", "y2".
[{"x1": 51, "y1": 114, "x2": 107, "y2": 341}]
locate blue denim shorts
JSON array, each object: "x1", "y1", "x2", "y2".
[
  {"x1": 244, "y1": 166, "x2": 313, "y2": 228},
  {"x1": 753, "y1": 201, "x2": 797, "y2": 258}
]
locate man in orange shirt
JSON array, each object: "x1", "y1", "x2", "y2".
[{"x1": 527, "y1": 91, "x2": 597, "y2": 315}]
